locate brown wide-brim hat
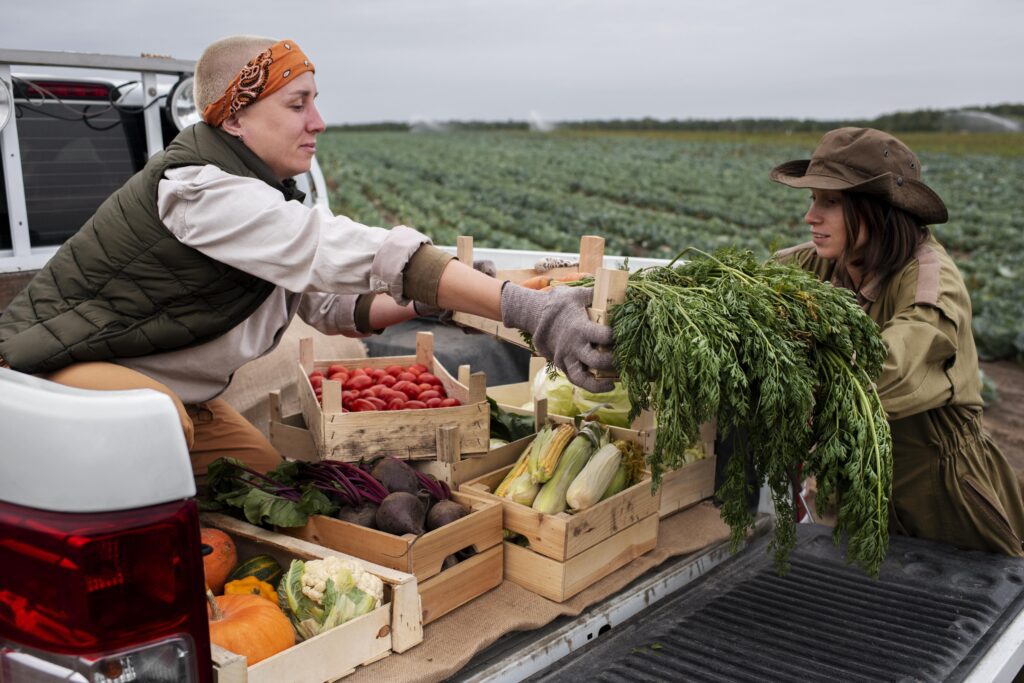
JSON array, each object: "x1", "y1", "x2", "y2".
[{"x1": 770, "y1": 127, "x2": 948, "y2": 225}]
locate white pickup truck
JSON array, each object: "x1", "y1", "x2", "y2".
[{"x1": 2, "y1": 48, "x2": 1024, "y2": 683}]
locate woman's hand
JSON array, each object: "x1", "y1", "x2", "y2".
[{"x1": 500, "y1": 283, "x2": 615, "y2": 392}]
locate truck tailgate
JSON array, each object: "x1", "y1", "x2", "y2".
[{"x1": 523, "y1": 524, "x2": 1024, "y2": 682}]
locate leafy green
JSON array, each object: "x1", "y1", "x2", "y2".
[
  {"x1": 206, "y1": 457, "x2": 336, "y2": 528},
  {"x1": 488, "y1": 397, "x2": 535, "y2": 443},
  {"x1": 612, "y1": 248, "x2": 892, "y2": 576}
]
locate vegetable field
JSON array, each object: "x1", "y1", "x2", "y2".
[{"x1": 318, "y1": 130, "x2": 1024, "y2": 363}]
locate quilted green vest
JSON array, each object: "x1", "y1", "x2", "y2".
[{"x1": 0, "y1": 123, "x2": 304, "y2": 374}]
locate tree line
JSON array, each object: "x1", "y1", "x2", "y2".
[{"x1": 328, "y1": 104, "x2": 1024, "y2": 134}]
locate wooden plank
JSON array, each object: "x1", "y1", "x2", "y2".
[
  {"x1": 461, "y1": 462, "x2": 659, "y2": 562},
  {"x1": 201, "y1": 513, "x2": 417, "y2": 587},
  {"x1": 416, "y1": 434, "x2": 531, "y2": 487},
  {"x1": 578, "y1": 235, "x2": 605, "y2": 275},
  {"x1": 211, "y1": 644, "x2": 247, "y2": 683},
  {"x1": 502, "y1": 513, "x2": 658, "y2": 602},
  {"x1": 388, "y1": 580, "x2": 424, "y2": 653},
  {"x1": 280, "y1": 492, "x2": 502, "y2": 582},
  {"x1": 419, "y1": 544, "x2": 503, "y2": 624},
  {"x1": 246, "y1": 606, "x2": 391, "y2": 683},
  {"x1": 658, "y1": 455, "x2": 718, "y2": 519}
]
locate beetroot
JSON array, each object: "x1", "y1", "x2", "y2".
[
  {"x1": 335, "y1": 503, "x2": 378, "y2": 529},
  {"x1": 371, "y1": 457, "x2": 421, "y2": 495},
  {"x1": 426, "y1": 500, "x2": 469, "y2": 531},
  {"x1": 375, "y1": 492, "x2": 426, "y2": 535}
]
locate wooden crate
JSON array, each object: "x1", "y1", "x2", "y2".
[
  {"x1": 201, "y1": 513, "x2": 423, "y2": 683},
  {"x1": 459, "y1": 428, "x2": 660, "y2": 563},
  {"x1": 279, "y1": 492, "x2": 504, "y2": 624},
  {"x1": 491, "y1": 372, "x2": 718, "y2": 520},
  {"x1": 451, "y1": 235, "x2": 613, "y2": 351},
  {"x1": 269, "y1": 395, "x2": 526, "y2": 489},
  {"x1": 296, "y1": 331, "x2": 489, "y2": 461},
  {"x1": 502, "y1": 514, "x2": 659, "y2": 602},
  {"x1": 657, "y1": 420, "x2": 718, "y2": 519}
]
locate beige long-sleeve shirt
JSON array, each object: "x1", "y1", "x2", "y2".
[{"x1": 115, "y1": 165, "x2": 449, "y2": 403}]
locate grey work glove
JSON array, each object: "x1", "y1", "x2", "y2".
[
  {"x1": 415, "y1": 259, "x2": 497, "y2": 323},
  {"x1": 500, "y1": 282, "x2": 615, "y2": 392}
]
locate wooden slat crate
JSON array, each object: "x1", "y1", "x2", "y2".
[
  {"x1": 296, "y1": 331, "x2": 489, "y2": 460},
  {"x1": 490, "y1": 362, "x2": 718, "y2": 519},
  {"x1": 279, "y1": 492, "x2": 504, "y2": 624},
  {"x1": 269, "y1": 395, "x2": 521, "y2": 489},
  {"x1": 201, "y1": 513, "x2": 423, "y2": 683},
  {"x1": 501, "y1": 514, "x2": 659, "y2": 602},
  {"x1": 460, "y1": 448, "x2": 660, "y2": 562},
  {"x1": 450, "y1": 234, "x2": 610, "y2": 351}
]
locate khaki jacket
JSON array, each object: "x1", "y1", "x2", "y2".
[{"x1": 777, "y1": 236, "x2": 1024, "y2": 556}]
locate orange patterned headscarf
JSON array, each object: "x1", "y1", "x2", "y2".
[{"x1": 202, "y1": 39, "x2": 315, "y2": 127}]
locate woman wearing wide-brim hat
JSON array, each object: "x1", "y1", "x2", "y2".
[{"x1": 772, "y1": 127, "x2": 1024, "y2": 557}]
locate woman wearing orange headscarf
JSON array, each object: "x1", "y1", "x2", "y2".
[{"x1": 0, "y1": 36, "x2": 615, "y2": 475}]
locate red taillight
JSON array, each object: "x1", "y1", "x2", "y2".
[
  {"x1": 22, "y1": 81, "x2": 111, "y2": 100},
  {"x1": 0, "y1": 498, "x2": 211, "y2": 681}
]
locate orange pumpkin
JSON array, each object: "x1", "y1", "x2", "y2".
[
  {"x1": 207, "y1": 590, "x2": 295, "y2": 665},
  {"x1": 200, "y1": 528, "x2": 237, "y2": 594}
]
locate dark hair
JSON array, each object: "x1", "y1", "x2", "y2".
[{"x1": 834, "y1": 192, "x2": 929, "y2": 293}]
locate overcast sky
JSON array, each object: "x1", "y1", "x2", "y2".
[{"x1": 3, "y1": 0, "x2": 1022, "y2": 125}]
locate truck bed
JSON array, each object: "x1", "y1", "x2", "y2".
[{"x1": 519, "y1": 524, "x2": 1024, "y2": 682}]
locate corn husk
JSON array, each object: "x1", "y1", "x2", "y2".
[{"x1": 566, "y1": 442, "x2": 622, "y2": 511}]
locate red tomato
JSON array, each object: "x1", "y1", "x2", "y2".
[
  {"x1": 364, "y1": 396, "x2": 387, "y2": 410},
  {"x1": 349, "y1": 368, "x2": 367, "y2": 377},
  {"x1": 344, "y1": 375, "x2": 374, "y2": 391},
  {"x1": 425, "y1": 397, "x2": 443, "y2": 408},
  {"x1": 378, "y1": 374, "x2": 397, "y2": 387},
  {"x1": 309, "y1": 375, "x2": 323, "y2": 389},
  {"x1": 393, "y1": 381, "x2": 420, "y2": 399},
  {"x1": 418, "y1": 383, "x2": 434, "y2": 393},
  {"x1": 358, "y1": 386, "x2": 378, "y2": 399},
  {"x1": 342, "y1": 389, "x2": 361, "y2": 402},
  {"x1": 396, "y1": 372, "x2": 418, "y2": 383},
  {"x1": 410, "y1": 363, "x2": 429, "y2": 374},
  {"x1": 309, "y1": 370, "x2": 324, "y2": 378},
  {"x1": 417, "y1": 389, "x2": 441, "y2": 402},
  {"x1": 327, "y1": 364, "x2": 348, "y2": 376},
  {"x1": 350, "y1": 398, "x2": 378, "y2": 412},
  {"x1": 379, "y1": 388, "x2": 404, "y2": 402},
  {"x1": 439, "y1": 398, "x2": 461, "y2": 407},
  {"x1": 370, "y1": 368, "x2": 387, "y2": 381},
  {"x1": 386, "y1": 397, "x2": 407, "y2": 410},
  {"x1": 418, "y1": 372, "x2": 442, "y2": 386},
  {"x1": 385, "y1": 365, "x2": 404, "y2": 377},
  {"x1": 404, "y1": 400, "x2": 427, "y2": 410}
]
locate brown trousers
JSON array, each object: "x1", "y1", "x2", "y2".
[{"x1": 44, "y1": 362, "x2": 283, "y2": 476}]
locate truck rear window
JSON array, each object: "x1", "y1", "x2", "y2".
[{"x1": 1, "y1": 103, "x2": 137, "y2": 249}]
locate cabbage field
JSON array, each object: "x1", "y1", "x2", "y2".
[{"x1": 317, "y1": 130, "x2": 1024, "y2": 363}]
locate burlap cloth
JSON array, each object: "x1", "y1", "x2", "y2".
[{"x1": 345, "y1": 502, "x2": 732, "y2": 683}]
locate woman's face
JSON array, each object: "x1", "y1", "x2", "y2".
[
  {"x1": 805, "y1": 189, "x2": 866, "y2": 260},
  {"x1": 226, "y1": 72, "x2": 325, "y2": 181}
]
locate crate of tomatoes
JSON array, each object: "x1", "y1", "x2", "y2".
[{"x1": 296, "y1": 331, "x2": 489, "y2": 461}]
